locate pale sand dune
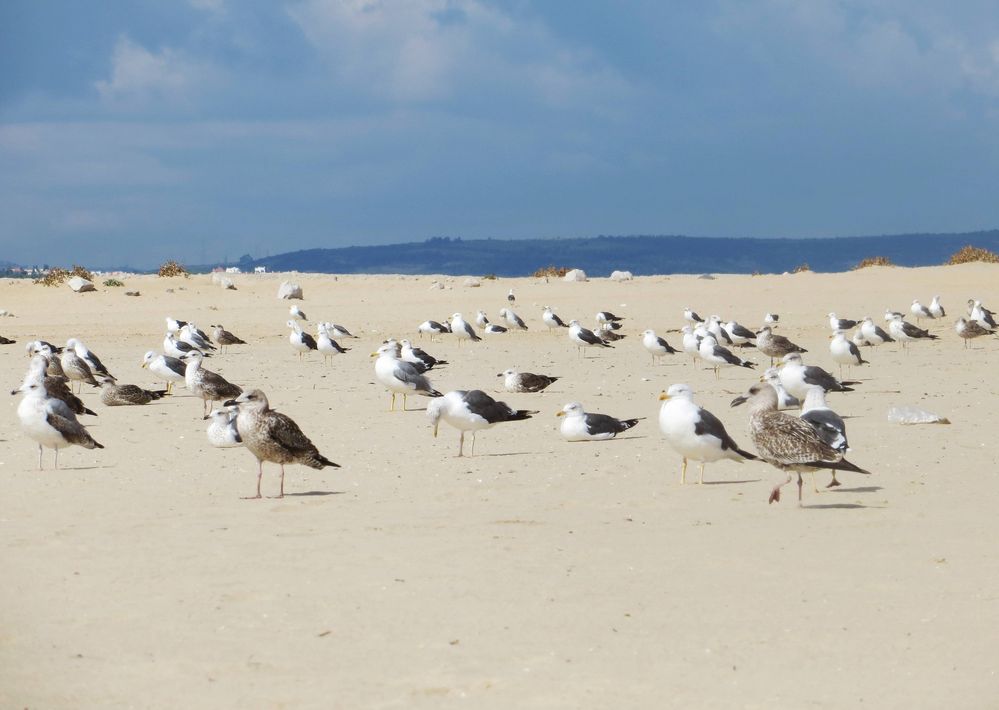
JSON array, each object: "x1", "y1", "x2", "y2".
[{"x1": 2, "y1": 265, "x2": 998, "y2": 708}]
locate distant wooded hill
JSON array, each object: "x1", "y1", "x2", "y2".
[{"x1": 240, "y1": 230, "x2": 999, "y2": 276}]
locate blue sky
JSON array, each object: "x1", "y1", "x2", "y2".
[{"x1": 2, "y1": 1, "x2": 999, "y2": 268}]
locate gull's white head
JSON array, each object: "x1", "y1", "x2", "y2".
[
  {"x1": 556, "y1": 402, "x2": 584, "y2": 418},
  {"x1": 659, "y1": 383, "x2": 693, "y2": 401}
]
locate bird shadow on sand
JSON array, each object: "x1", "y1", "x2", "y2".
[
  {"x1": 283, "y1": 490, "x2": 345, "y2": 497},
  {"x1": 53, "y1": 465, "x2": 107, "y2": 471},
  {"x1": 832, "y1": 486, "x2": 882, "y2": 493},
  {"x1": 801, "y1": 502, "x2": 870, "y2": 510},
  {"x1": 471, "y1": 451, "x2": 536, "y2": 458},
  {"x1": 700, "y1": 479, "x2": 762, "y2": 485}
]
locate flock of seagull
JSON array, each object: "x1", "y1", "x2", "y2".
[{"x1": 8, "y1": 288, "x2": 997, "y2": 504}]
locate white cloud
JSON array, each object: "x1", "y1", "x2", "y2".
[
  {"x1": 95, "y1": 36, "x2": 207, "y2": 101},
  {"x1": 286, "y1": 0, "x2": 633, "y2": 109}
]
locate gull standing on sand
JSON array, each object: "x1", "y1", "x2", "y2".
[
  {"x1": 968, "y1": 300, "x2": 997, "y2": 331},
  {"x1": 910, "y1": 299, "x2": 933, "y2": 322},
  {"x1": 142, "y1": 351, "x2": 188, "y2": 393},
  {"x1": 287, "y1": 320, "x2": 318, "y2": 359},
  {"x1": 499, "y1": 307, "x2": 528, "y2": 331},
  {"x1": 427, "y1": 390, "x2": 537, "y2": 456},
  {"x1": 507, "y1": 288, "x2": 515, "y2": 304},
  {"x1": 542, "y1": 306, "x2": 568, "y2": 331},
  {"x1": 60, "y1": 345, "x2": 100, "y2": 393},
  {"x1": 698, "y1": 335, "x2": 754, "y2": 377},
  {"x1": 706, "y1": 316, "x2": 733, "y2": 345},
  {"x1": 684, "y1": 307, "x2": 704, "y2": 324},
  {"x1": 828, "y1": 313, "x2": 859, "y2": 331},
  {"x1": 290, "y1": 305, "x2": 308, "y2": 321},
  {"x1": 641, "y1": 329, "x2": 678, "y2": 364},
  {"x1": 680, "y1": 326, "x2": 701, "y2": 364},
  {"x1": 372, "y1": 342, "x2": 443, "y2": 411},
  {"x1": 211, "y1": 325, "x2": 247, "y2": 353},
  {"x1": 777, "y1": 352, "x2": 857, "y2": 402},
  {"x1": 755, "y1": 326, "x2": 807, "y2": 366},
  {"x1": 475, "y1": 310, "x2": 490, "y2": 328},
  {"x1": 556, "y1": 402, "x2": 641, "y2": 441},
  {"x1": 184, "y1": 351, "x2": 242, "y2": 416},
  {"x1": 829, "y1": 330, "x2": 869, "y2": 377},
  {"x1": 659, "y1": 384, "x2": 756, "y2": 484},
  {"x1": 66, "y1": 338, "x2": 115, "y2": 380},
  {"x1": 17, "y1": 355, "x2": 96, "y2": 417},
  {"x1": 14, "y1": 381, "x2": 103, "y2": 469},
  {"x1": 449, "y1": 313, "x2": 481, "y2": 345},
  {"x1": 724, "y1": 321, "x2": 756, "y2": 347},
  {"x1": 225, "y1": 389, "x2": 339, "y2": 499},
  {"x1": 321, "y1": 321, "x2": 357, "y2": 339},
  {"x1": 928, "y1": 296, "x2": 946, "y2": 319},
  {"x1": 400, "y1": 339, "x2": 445, "y2": 371},
  {"x1": 497, "y1": 368, "x2": 559, "y2": 393},
  {"x1": 955, "y1": 317, "x2": 994, "y2": 347},
  {"x1": 762, "y1": 367, "x2": 800, "y2": 409},
  {"x1": 799, "y1": 385, "x2": 850, "y2": 490},
  {"x1": 887, "y1": 313, "x2": 939, "y2": 350},
  {"x1": 317, "y1": 324, "x2": 350, "y2": 363},
  {"x1": 418, "y1": 320, "x2": 451, "y2": 341},
  {"x1": 206, "y1": 408, "x2": 242, "y2": 448},
  {"x1": 739, "y1": 384, "x2": 869, "y2": 505},
  {"x1": 164, "y1": 333, "x2": 207, "y2": 361},
  {"x1": 859, "y1": 316, "x2": 894, "y2": 347},
  {"x1": 568, "y1": 320, "x2": 612, "y2": 357},
  {"x1": 179, "y1": 324, "x2": 215, "y2": 352}
]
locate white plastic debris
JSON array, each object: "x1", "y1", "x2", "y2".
[
  {"x1": 887, "y1": 406, "x2": 951, "y2": 425},
  {"x1": 277, "y1": 281, "x2": 303, "y2": 300}
]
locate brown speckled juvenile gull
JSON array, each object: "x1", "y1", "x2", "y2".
[
  {"x1": 741, "y1": 384, "x2": 868, "y2": 506},
  {"x1": 184, "y1": 351, "x2": 242, "y2": 416},
  {"x1": 97, "y1": 376, "x2": 168, "y2": 406},
  {"x1": 211, "y1": 324, "x2": 247, "y2": 353},
  {"x1": 224, "y1": 389, "x2": 339, "y2": 499},
  {"x1": 755, "y1": 326, "x2": 807, "y2": 365},
  {"x1": 59, "y1": 347, "x2": 100, "y2": 393},
  {"x1": 15, "y1": 355, "x2": 96, "y2": 417}
]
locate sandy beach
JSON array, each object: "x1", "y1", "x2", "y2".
[{"x1": 2, "y1": 265, "x2": 998, "y2": 708}]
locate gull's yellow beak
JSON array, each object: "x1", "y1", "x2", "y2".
[
  {"x1": 658, "y1": 392, "x2": 670, "y2": 401},
  {"x1": 370, "y1": 352, "x2": 379, "y2": 357},
  {"x1": 140, "y1": 361, "x2": 147, "y2": 368},
  {"x1": 555, "y1": 410, "x2": 565, "y2": 417}
]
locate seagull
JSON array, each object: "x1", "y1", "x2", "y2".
[
  {"x1": 320, "y1": 321, "x2": 357, "y2": 339},
  {"x1": 15, "y1": 355, "x2": 96, "y2": 417},
  {"x1": 763, "y1": 313, "x2": 779, "y2": 325},
  {"x1": 698, "y1": 335, "x2": 754, "y2": 377},
  {"x1": 142, "y1": 351, "x2": 188, "y2": 393},
  {"x1": 641, "y1": 329, "x2": 678, "y2": 364},
  {"x1": 164, "y1": 334, "x2": 208, "y2": 361},
  {"x1": 928, "y1": 296, "x2": 946, "y2": 319},
  {"x1": 97, "y1": 376, "x2": 168, "y2": 406},
  {"x1": 724, "y1": 321, "x2": 757, "y2": 347},
  {"x1": 778, "y1": 352, "x2": 857, "y2": 402},
  {"x1": 542, "y1": 306, "x2": 568, "y2": 331},
  {"x1": 507, "y1": 288, "x2": 516, "y2": 304},
  {"x1": 659, "y1": 384, "x2": 756, "y2": 484},
  {"x1": 179, "y1": 324, "x2": 215, "y2": 352},
  {"x1": 828, "y1": 313, "x2": 858, "y2": 331},
  {"x1": 449, "y1": 313, "x2": 481, "y2": 345},
  {"x1": 0, "y1": 335, "x2": 14, "y2": 345},
  {"x1": 762, "y1": 367, "x2": 800, "y2": 409},
  {"x1": 225, "y1": 389, "x2": 340, "y2": 499},
  {"x1": 887, "y1": 313, "x2": 939, "y2": 350},
  {"x1": 910, "y1": 299, "x2": 933, "y2": 322},
  {"x1": 484, "y1": 324, "x2": 508, "y2": 335},
  {"x1": 211, "y1": 325, "x2": 247, "y2": 353},
  {"x1": 499, "y1": 307, "x2": 528, "y2": 330},
  {"x1": 184, "y1": 351, "x2": 243, "y2": 417},
  {"x1": 287, "y1": 320, "x2": 318, "y2": 359},
  {"x1": 31, "y1": 343, "x2": 67, "y2": 378},
  {"x1": 290, "y1": 305, "x2": 308, "y2": 321},
  {"x1": 568, "y1": 320, "x2": 612, "y2": 357},
  {"x1": 475, "y1": 310, "x2": 490, "y2": 328},
  {"x1": 556, "y1": 402, "x2": 641, "y2": 441},
  {"x1": 955, "y1": 317, "x2": 994, "y2": 347},
  {"x1": 680, "y1": 325, "x2": 701, "y2": 364},
  {"x1": 683, "y1": 307, "x2": 704, "y2": 324},
  {"x1": 829, "y1": 330, "x2": 869, "y2": 378},
  {"x1": 497, "y1": 369, "x2": 559, "y2": 393},
  {"x1": 859, "y1": 316, "x2": 895, "y2": 346},
  {"x1": 418, "y1": 320, "x2": 451, "y2": 341},
  {"x1": 597, "y1": 323, "x2": 627, "y2": 341},
  {"x1": 165, "y1": 316, "x2": 187, "y2": 334},
  {"x1": 706, "y1": 316, "x2": 733, "y2": 345},
  {"x1": 740, "y1": 384, "x2": 868, "y2": 505},
  {"x1": 372, "y1": 342, "x2": 443, "y2": 411},
  {"x1": 755, "y1": 326, "x2": 807, "y2": 366},
  {"x1": 968, "y1": 300, "x2": 997, "y2": 331},
  {"x1": 317, "y1": 324, "x2": 350, "y2": 363},
  {"x1": 14, "y1": 381, "x2": 103, "y2": 469},
  {"x1": 427, "y1": 390, "x2": 537, "y2": 456},
  {"x1": 400, "y1": 339, "x2": 446, "y2": 371},
  {"x1": 206, "y1": 407, "x2": 242, "y2": 448},
  {"x1": 59, "y1": 346, "x2": 100, "y2": 393},
  {"x1": 66, "y1": 338, "x2": 114, "y2": 380},
  {"x1": 596, "y1": 311, "x2": 625, "y2": 326},
  {"x1": 799, "y1": 385, "x2": 850, "y2": 490}
]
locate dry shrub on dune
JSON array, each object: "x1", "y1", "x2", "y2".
[
  {"x1": 853, "y1": 256, "x2": 894, "y2": 269},
  {"x1": 158, "y1": 260, "x2": 190, "y2": 277},
  {"x1": 33, "y1": 264, "x2": 93, "y2": 286},
  {"x1": 532, "y1": 265, "x2": 569, "y2": 278},
  {"x1": 947, "y1": 245, "x2": 999, "y2": 265}
]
